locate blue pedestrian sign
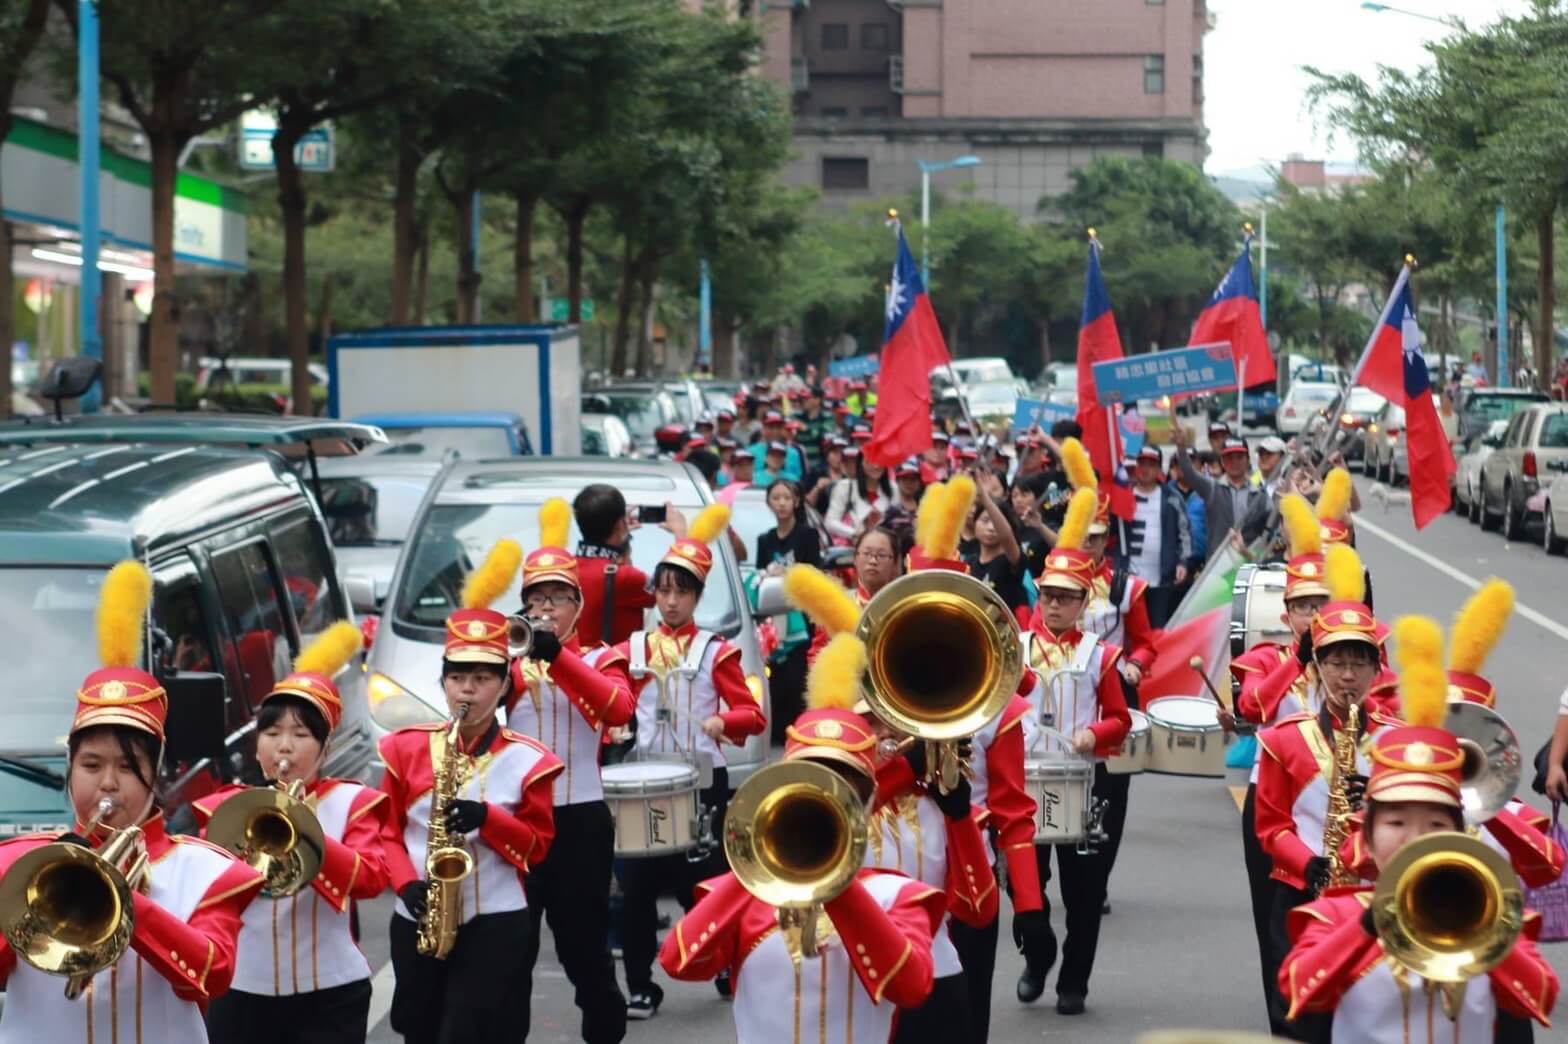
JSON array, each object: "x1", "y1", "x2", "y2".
[{"x1": 1091, "y1": 342, "x2": 1236, "y2": 404}]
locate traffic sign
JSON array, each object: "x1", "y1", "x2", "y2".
[
  {"x1": 238, "y1": 110, "x2": 336, "y2": 172},
  {"x1": 547, "y1": 298, "x2": 594, "y2": 322}
]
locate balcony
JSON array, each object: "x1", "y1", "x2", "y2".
[
  {"x1": 791, "y1": 56, "x2": 810, "y2": 93},
  {"x1": 889, "y1": 55, "x2": 904, "y2": 93}
]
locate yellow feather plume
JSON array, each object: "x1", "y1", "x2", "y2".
[
  {"x1": 1315, "y1": 467, "x2": 1353, "y2": 522},
  {"x1": 914, "y1": 481, "x2": 946, "y2": 552},
  {"x1": 539, "y1": 497, "x2": 572, "y2": 550},
  {"x1": 462, "y1": 539, "x2": 523, "y2": 610},
  {"x1": 806, "y1": 633, "x2": 867, "y2": 711},
  {"x1": 688, "y1": 504, "x2": 731, "y2": 546},
  {"x1": 1392, "y1": 616, "x2": 1447, "y2": 728},
  {"x1": 1280, "y1": 493, "x2": 1322, "y2": 559},
  {"x1": 1062, "y1": 437, "x2": 1098, "y2": 492},
  {"x1": 1056, "y1": 487, "x2": 1098, "y2": 552},
  {"x1": 923, "y1": 473, "x2": 975, "y2": 561},
  {"x1": 1449, "y1": 579, "x2": 1514, "y2": 676},
  {"x1": 97, "y1": 560, "x2": 152, "y2": 669},
  {"x1": 293, "y1": 621, "x2": 364, "y2": 677},
  {"x1": 1324, "y1": 543, "x2": 1364, "y2": 604},
  {"x1": 784, "y1": 565, "x2": 862, "y2": 635}
]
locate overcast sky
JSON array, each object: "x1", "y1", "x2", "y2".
[{"x1": 1202, "y1": 0, "x2": 1528, "y2": 176}]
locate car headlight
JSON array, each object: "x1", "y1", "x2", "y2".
[{"x1": 367, "y1": 671, "x2": 442, "y2": 730}]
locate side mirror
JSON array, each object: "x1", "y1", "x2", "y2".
[
  {"x1": 344, "y1": 573, "x2": 379, "y2": 613},
  {"x1": 38, "y1": 356, "x2": 103, "y2": 421},
  {"x1": 753, "y1": 576, "x2": 789, "y2": 618},
  {"x1": 163, "y1": 671, "x2": 228, "y2": 767}
]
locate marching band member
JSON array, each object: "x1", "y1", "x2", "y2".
[
  {"x1": 506, "y1": 499, "x2": 633, "y2": 1042},
  {"x1": 1278, "y1": 616, "x2": 1557, "y2": 1042},
  {"x1": 0, "y1": 561, "x2": 264, "y2": 1042},
  {"x1": 658, "y1": 635, "x2": 943, "y2": 1042},
  {"x1": 198, "y1": 622, "x2": 391, "y2": 1044},
  {"x1": 1254, "y1": 544, "x2": 1397, "y2": 1042},
  {"x1": 1017, "y1": 487, "x2": 1133, "y2": 1016},
  {"x1": 380, "y1": 540, "x2": 563, "y2": 1044},
  {"x1": 613, "y1": 504, "x2": 767, "y2": 1018},
  {"x1": 803, "y1": 524, "x2": 906, "y2": 666}
]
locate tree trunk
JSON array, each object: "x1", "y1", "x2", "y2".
[
  {"x1": 413, "y1": 228, "x2": 430, "y2": 324},
  {"x1": 513, "y1": 190, "x2": 538, "y2": 323},
  {"x1": 147, "y1": 130, "x2": 182, "y2": 404},
  {"x1": 634, "y1": 254, "x2": 657, "y2": 377},
  {"x1": 1536, "y1": 208, "x2": 1555, "y2": 390},
  {"x1": 274, "y1": 119, "x2": 313, "y2": 415},
  {"x1": 713, "y1": 310, "x2": 736, "y2": 378},
  {"x1": 390, "y1": 112, "x2": 420, "y2": 325},
  {"x1": 453, "y1": 188, "x2": 480, "y2": 324},
  {"x1": 564, "y1": 197, "x2": 590, "y2": 322},
  {"x1": 610, "y1": 236, "x2": 636, "y2": 376},
  {"x1": 315, "y1": 273, "x2": 334, "y2": 378}
]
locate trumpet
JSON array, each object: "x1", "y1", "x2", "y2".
[
  {"x1": 855, "y1": 570, "x2": 1023, "y2": 792},
  {"x1": 506, "y1": 614, "x2": 535, "y2": 659},
  {"x1": 206, "y1": 758, "x2": 326, "y2": 897},
  {"x1": 0, "y1": 798, "x2": 150, "y2": 998},
  {"x1": 725, "y1": 760, "x2": 869, "y2": 959}
]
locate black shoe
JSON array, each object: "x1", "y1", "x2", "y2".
[
  {"x1": 715, "y1": 971, "x2": 732, "y2": 999},
  {"x1": 656, "y1": 913, "x2": 672, "y2": 930},
  {"x1": 1016, "y1": 963, "x2": 1048, "y2": 1004},
  {"x1": 1102, "y1": 898, "x2": 1111, "y2": 915},
  {"x1": 1056, "y1": 993, "x2": 1086, "y2": 1016},
  {"x1": 627, "y1": 986, "x2": 663, "y2": 1020}
]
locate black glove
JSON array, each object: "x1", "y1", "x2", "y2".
[
  {"x1": 56, "y1": 832, "x2": 91, "y2": 848},
  {"x1": 1360, "y1": 904, "x2": 1377, "y2": 937},
  {"x1": 1013, "y1": 909, "x2": 1056, "y2": 966},
  {"x1": 904, "y1": 742, "x2": 928, "y2": 780},
  {"x1": 399, "y1": 881, "x2": 430, "y2": 920},
  {"x1": 530, "y1": 630, "x2": 562, "y2": 663},
  {"x1": 1343, "y1": 772, "x2": 1369, "y2": 813},
  {"x1": 1296, "y1": 630, "x2": 1314, "y2": 668},
  {"x1": 445, "y1": 799, "x2": 489, "y2": 834},
  {"x1": 931, "y1": 775, "x2": 972, "y2": 821},
  {"x1": 1305, "y1": 856, "x2": 1333, "y2": 895}
]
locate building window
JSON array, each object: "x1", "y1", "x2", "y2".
[
  {"x1": 861, "y1": 23, "x2": 889, "y2": 50},
  {"x1": 1147, "y1": 0, "x2": 1164, "y2": 5},
  {"x1": 820, "y1": 106, "x2": 848, "y2": 119},
  {"x1": 1144, "y1": 55, "x2": 1165, "y2": 94},
  {"x1": 861, "y1": 106, "x2": 889, "y2": 118},
  {"x1": 821, "y1": 23, "x2": 849, "y2": 50},
  {"x1": 822, "y1": 157, "x2": 869, "y2": 191},
  {"x1": 1142, "y1": 141, "x2": 1164, "y2": 159}
]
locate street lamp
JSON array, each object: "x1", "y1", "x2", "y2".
[
  {"x1": 1358, "y1": 2, "x2": 1449, "y2": 24},
  {"x1": 916, "y1": 155, "x2": 981, "y2": 285}
]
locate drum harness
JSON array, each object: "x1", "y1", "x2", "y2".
[
  {"x1": 628, "y1": 629, "x2": 720, "y2": 861},
  {"x1": 1028, "y1": 633, "x2": 1110, "y2": 853}
]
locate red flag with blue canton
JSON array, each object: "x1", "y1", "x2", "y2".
[
  {"x1": 1076, "y1": 241, "x2": 1134, "y2": 519},
  {"x1": 865, "y1": 227, "x2": 951, "y2": 468},
  {"x1": 1352, "y1": 266, "x2": 1455, "y2": 528},
  {"x1": 1189, "y1": 239, "x2": 1276, "y2": 390}
]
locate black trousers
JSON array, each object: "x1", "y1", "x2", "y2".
[
  {"x1": 389, "y1": 907, "x2": 533, "y2": 1044},
  {"x1": 946, "y1": 911, "x2": 999, "y2": 1043},
  {"x1": 1269, "y1": 883, "x2": 1331, "y2": 1044},
  {"x1": 1143, "y1": 585, "x2": 1178, "y2": 628},
  {"x1": 617, "y1": 768, "x2": 730, "y2": 994},
  {"x1": 1030, "y1": 763, "x2": 1125, "y2": 998},
  {"x1": 206, "y1": 978, "x2": 372, "y2": 1044},
  {"x1": 521, "y1": 801, "x2": 627, "y2": 1043},
  {"x1": 1240, "y1": 782, "x2": 1289, "y2": 1036},
  {"x1": 890, "y1": 971, "x2": 971, "y2": 1043}
]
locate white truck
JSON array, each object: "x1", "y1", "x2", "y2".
[{"x1": 326, "y1": 325, "x2": 582, "y2": 456}]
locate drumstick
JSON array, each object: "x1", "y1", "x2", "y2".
[{"x1": 1188, "y1": 656, "x2": 1228, "y2": 711}]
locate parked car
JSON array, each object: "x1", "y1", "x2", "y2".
[
  {"x1": 1542, "y1": 458, "x2": 1568, "y2": 554},
  {"x1": 1478, "y1": 403, "x2": 1568, "y2": 540},
  {"x1": 195, "y1": 357, "x2": 330, "y2": 408},
  {"x1": 351, "y1": 411, "x2": 533, "y2": 458},
  {"x1": 946, "y1": 357, "x2": 1015, "y2": 387},
  {"x1": 1455, "y1": 420, "x2": 1508, "y2": 523},
  {"x1": 581, "y1": 389, "x2": 680, "y2": 458},
  {"x1": 1332, "y1": 388, "x2": 1387, "y2": 461},
  {"x1": 1041, "y1": 363, "x2": 1079, "y2": 407},
  {"x1": 1455, "y1": 387, "x2": 1550, "y2": 444},
  {"x1": 1291, "y1": 361, "x2": 1346, "y2": 387},
  {"x1": 364, "y1": 457, "x2": 772, "y2": 786},
  {"x1": 610, "y1": 379, "x2": 705, "y2": 427},
  {"x1": 1277, "y1": 382, "x2": 1339, "y2": 436},
  {"x1": 581, "y1": 412, "x2": 634, "y2": 458},
  {"x1": 1362, "y1": 400, "x2": 1403, "y2": 481},
  {"x1": 316, "y1": 455, "x2": 448, "y2": 614},
  {"x1": 963, "y1": 380, "x2": 1020, "y2": 431},
  {"x1": 0, "y1": 443, "x2": 374, "y2": 833},
  {"x1": 1386, "y1": 394, "x2": 1444, "y2": 486},
  {"x1": 698, "y1": 380, "x2": 743, "y2": 415}
]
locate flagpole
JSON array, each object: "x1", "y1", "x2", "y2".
[
  {"x1": 1235, "y1": 223, "x2": 1254, "y2": 429},
  {"x1": 892, "y1": 206, "x2": 980, "y2": 440}
]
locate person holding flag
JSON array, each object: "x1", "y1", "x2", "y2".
[
  {"x1": 1188, "y1": 224, "x2": 1277, "y2": 394},
  {"x1": 865, "y1": 214, "x2": 951, "y2": 470}
]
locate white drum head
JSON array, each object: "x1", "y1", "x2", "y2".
[
  {"x1": 604, "y1": 761, "x2": 697, "y2": 784},
  {"x1": 1127, "y1": 709, "x2": 1150, "y2": 736},
  {"x1": 1147, "y1": 696, "x2": 1220, "y2": 730}
]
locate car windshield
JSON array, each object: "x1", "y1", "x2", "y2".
[
  {"x1": 966, "y1": 382, "x2": 1017, "y2": 409},
  {"x1": 318, "y1": 473, "x2": 434, "y2": 546},
  {"x1": 585, "y1": 395, "x2": 670, "y2": 440},
  {"x1": 581, "y1": 428, "x2": 608, "y2": 455},
  {"x1": 663, "y1": 390, "x2": 695, "y2": 425},
  {"x1": 376, "y1": 426, "x2": 512, "y2": 458},
  {"x1": 392, "y1": 502, "x2": 740, "y2": 637},
  {"x1": 0, "y1": 568, "x2": 111, "y2": 748},
  {"x1": 1292, "y1": 385, "x2": 1337, "y2": 406},
  {"x1": 1540, "y1": 412, "x2": 1568, "y2": 449},
  {"x1": 1465, "y1": 393, "x2": 1547, "y2": 421},
  {"x1": 955, "y1": 361, "x2": 1012, "y2": 384},
  {"x1": 1346, "y1": 389, "x2": 1384, "y2": 413}
]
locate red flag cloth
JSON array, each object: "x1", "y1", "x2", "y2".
[
  {"x1": 866, "y1": 230, "x2": 950, "y2": 468},
  {"x1": 1076, "y1": 244, "x2": 1133, "y2": 519},
  {"x1": 1189, "y1": 245, "x2": 1276, "y2": 390},
  {"x1": 1353, "y1": 270, "x2": 1455, "y2": 528},
  {"x1": 1137, "y1": 605, "x2": 1230, "y2": 706}
]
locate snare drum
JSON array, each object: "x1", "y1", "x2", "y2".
[
  {"x1": 1230, "y1": 563, "x2": 1291, "y2": 657},
  {"x1": 1146, "y1": 696, "x2": 1230, "y2": 777},
  {"x1": 1025, "y1": 754, "x2": 1093, "y2": 843},
  {"x1": 601, "y1": 761, "x2": 700, "y2": 856},
  {"x1": 1106, "y1": 708, "x2": 1151, "y2": 775}
]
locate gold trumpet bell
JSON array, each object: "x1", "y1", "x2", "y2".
[
  {"x1": 724, "y1": 760, "x2": 868, "y2": 909},
  {"x1": 1372, "y1": 831, "x2": 1523, "y2": 984},
  {"x1": 207, "y1": 783, "x2": 326, "y2": 897}
]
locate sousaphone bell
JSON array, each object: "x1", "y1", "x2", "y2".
[{"x1": 1442, "y1": 701, "x2": 1522, "y2": 825}]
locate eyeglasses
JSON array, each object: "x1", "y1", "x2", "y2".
[
  {"x1": 856, "y1": 549, "x2": 895, "y2": 562},
  {"x1": 1039, "y1": 590, "x2": 1084, "y2": 606},
  {"x1": 524, "y1": 593, "x2": 580, "y2": 610},
  {"x1": 1318, "y1": 657, "x2": 1375, "y2": 673}
]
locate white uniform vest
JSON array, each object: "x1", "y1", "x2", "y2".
[
  {"x1": 732, "y1": 873, "x2": 912, "y2": 1044},
  {"x1": 630, "y1": 630, "x2": 727, "y2": 768},
  {"x1": 1249, "y1": 673, "x2": 1324, "y2": 784},
  {"x1": 1333, "y1": 959, "x2": 1494, "y2": 1043},
  {"x1": 0, "y1": 839, "x2": 237, "y2": 1044},
  {"x1": 1290, "y1": 742, "x2": 1372, "y2": 859},
  {"x1": 231, "y1": 783, "x2": 373, "y2": 996},
  {"x1": 509, "y1": 645, "x2": 615, "y2": 806},
  {"x1": 393, "y1": 738, "x2": 553, "y2": 923},
  {"x1": 965, "y1": 708, "x2": 1012, "y2": 866},
  {"x1": 865, "y1": 795, "x2": 962, "y2": 977},
  {"x1": 1023, "y1": 634, "x2": 1108, "y2": 762},
  {"x1": 1081, "y1": 573, "x2": 1137, "y2": 650}
]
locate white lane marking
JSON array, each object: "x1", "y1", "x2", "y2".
[
  {"x1": 1354, "y1": 514, "x2": 1568, "y2": 643},
  {"x1": 367, "y1": 960, "x2": 397, "y2": 1029}
]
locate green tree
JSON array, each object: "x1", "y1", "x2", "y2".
[{"x1": 0, "y1": 0, "x2": 51, "y2": 416}]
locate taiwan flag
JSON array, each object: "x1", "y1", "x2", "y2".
[
  {"x1": 1352, "y1": 265, "x2": 1455, "y2": 528},
  {"x1": 1189, "y1": 241, "x2": 1276, "y2": 390},
  {"x1": 865, "y1": 228, "x2": 950, "y2": 468},
  {"x1": 1076, "y1": 241, "x2": 1133, "y2": 519}
]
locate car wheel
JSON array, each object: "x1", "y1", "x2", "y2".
[
  {"x1": 1468, "y1": 484, "x2": 1481, "y2": 524},
  {"x1": 1501, "y1": 483, "x2": 1523, "y2": 541},
  {"x1": 1480, "y1": 484, "x2": 1501, "y2": 531},
  {"x1": 1544, "y1": 504, "x2": 1565, "y2": 555}
]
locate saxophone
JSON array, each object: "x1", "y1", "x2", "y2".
[
  {"x1": 417, "y1": 706, "x2": 476, "y2": 959},
  {"x1": 1320, "y1": 699, "x2": 1360, "y2": 894}
]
